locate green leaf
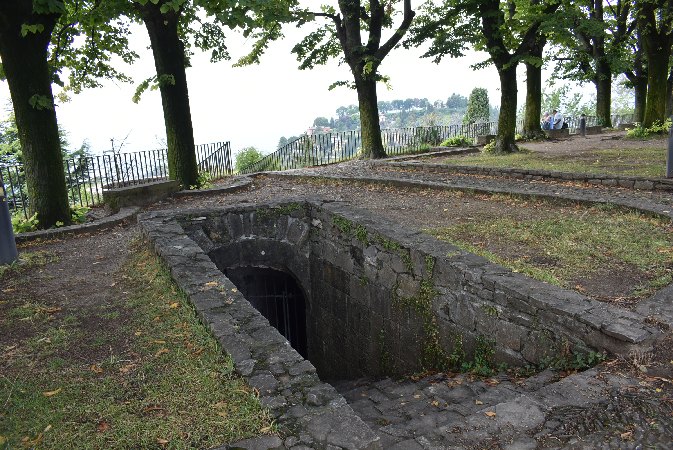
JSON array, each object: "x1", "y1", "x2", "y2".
[
  {"x1": 20, "y1": 23, "x2": 45, "y2": 37},
  {"x1": 28, "y1": 94, "x2": 53, "y2": 111}
]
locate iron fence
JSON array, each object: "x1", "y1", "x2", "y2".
[
  {"x1": 1, "y1": 141, "x2": 232, "y2": 219},
  {"x1": 241, "y1": 114, "x2": 636, "y2": 174}
]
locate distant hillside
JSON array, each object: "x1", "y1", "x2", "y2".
[
  {"x1": 312, "y1": 95, "x2": 499, "y2": 133},
  {"x1": 276, "y1": 94, "x2": 499, "y2": 149}
]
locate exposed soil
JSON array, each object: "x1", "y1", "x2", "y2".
[
  {"x1": 520, "y1": 131, "x2": 667, "y2": 156},
  {"x1": 0, "y1": 225, "x2": 136, "y2": 372}
]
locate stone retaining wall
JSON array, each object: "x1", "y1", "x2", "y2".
[
  {"x1": 147, "y1": 201, "x2": 660, "y2": 373},
  {"x1": 139, "y1": 199, "x2": 663, "y2": 446},
  {"x1": 385, "y1": 161, "x2": 673, "y2": 192},
  {"x1": 103, "y1": 180, "x2": 180, "y2": 210}
]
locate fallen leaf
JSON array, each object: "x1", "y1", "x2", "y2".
[
  {"x1": 620, "y1": 431, "x2": 633, "y2": 440},
  {"x1": 485, "y1": 379, "x2": 500, "y2": 386},
  {"x1": 475, "y1": 400, "x2": 483, "y2": 405},
  {"x1": 431, "y1": 400, "x2": 440, "y2": 407},
  {"x1": 169, "y1": 302, "x2": 180, "y2": 309},
  {"x1": 97, "y1": 421, "x2": 110, "y2": 432},
  {"x1": 157, "y1": 438, "x2": 169, "y2": 446},
  {"x1": 204, "y1": 281, "x2": 218, "y2": 287},
  {"x1": 43, "y1": 425, "x2": 51, "y2": 433},
  {"x1": 119, "y1": 363, "x2": 136, "y2": 374},
  {"x1": 484, "y1": 411, "x2": 496, "y2": 418},
  {"x1": 152, "y1": 340, "x2": 167, "y2": 345},
  {"x1": 413, "y1": 394, "x2": 421, "y2": 399},
  {"x1": 90, "y1": 364, "x2": 103, "y2": 374},
  {"x1": 134, "y1": 331, "x2": 142, "y2": 336},
  {"x1": 213, "y1": 401, "x2": 228, "y2": 409},
  {"x1": 231, "y1": 288, "x2": 238, "y2": 293},
  {"x1": 155, "y1": 348, "x2": 169, "y2": 357},
  {"x1": 43, "y1": 388, "x2": 62, "y2": 397},
  {"x1": 260, "y1": 425, "x2": 272, "y2": 433}
]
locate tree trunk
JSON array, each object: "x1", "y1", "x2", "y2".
[
  {"x1": 595, "y1": 60, "x2": 612, "y2": 127},
  {"x1": 354, "y1": 75, "x2": 386, "y2": 159},
  {"x1": 522, "y1": 36, "x2": 544, "y2": 139},
  {"x1": 0, "y1": 1, "x2": 71, "y2": 228},
  {"x1": 642, "y1": 44, "x2": 669, "y2": 128},
  {"x1": 523, "y1": 61, "x2": 544, "y2": 138},
  {"x1": 634, "y1": 78, "x2": 648, "y2": 123},
  {"x1": 666, "y1": 67, "x2": 673, "y2": 118},
  {"x1": 494, "y1": 65, "x2": 518, "y2": 153},
  {"x1": 137, "y1": 2, "x2": 199, "y2": 188}
]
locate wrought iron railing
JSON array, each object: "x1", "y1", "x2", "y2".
[
  {"x1": 240, "y1": 114, "x2": 636, "y2": 174},
  {"x1": 1, "y1": 141, "x2": 232, "y2": 219}
]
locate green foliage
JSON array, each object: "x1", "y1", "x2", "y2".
[
  {"x1": 28, "y1": 94, "x2": 53, "y2": 111},
  {"x1": 540, "y1": 340, "x2": 607, "y2": 372},
  {"x1": 234, "y1": 147, "x2": 264, "y2": 173},
  {"x1": 464, "y1": 88, "x2": 490, "y2": 125},
  {"x1": 440, "y1": 135, "x2": 472, "y2": 147},
  {"x1": 461, "y1": 336, "x2": 496, "y2": 376},
  {"x1": 70, "y1": 205, "x2": 89, "y2": 224},
  {"x1": 11, "y1": 212, "x2": 40, "y2": 234},
  {"x1": 332, "y1": 216, "x2": 353, "y2": 235},
  {"x1": 625, "y1": 119, "x2": 672, "y2": 139},
  {"x1": 482, "y1": 141, "x2": 496, "y2": 153}
]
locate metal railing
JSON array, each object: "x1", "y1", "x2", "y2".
[
  {"x1": 1, "y1": 141, "x2": 232, "y2": 219},
  {"x1": 240, "y1": 114, "x2": 636, "y2": 174}
]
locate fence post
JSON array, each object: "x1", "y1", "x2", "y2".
[{"x1": 0, "y1": 171, "x2": 18, "y2": 265}]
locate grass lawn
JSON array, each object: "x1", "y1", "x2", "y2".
[
  {"x1": 427, "y1": 200, "x2": 673, "y2": 302},
  {"x1": 0, "y1": 241, "x2": 272, "y2": 449},
  {"x1": 441, "y1": 146, "x2": 667, "y2": 178}
]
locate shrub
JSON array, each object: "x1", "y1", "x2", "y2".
[
  {"x1": 234, "y1": 147, "x2": 264, "y2": 173},
  {"x1": 625, "y1": 119, "x2": 671, "y2": 139},
  {"x1": 440, "y1": 135, "x2": 473, "y2": 147}
]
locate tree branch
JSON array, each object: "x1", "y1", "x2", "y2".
[{"x1": 375, "y1": 0, "x2": 414, "y2": 61}]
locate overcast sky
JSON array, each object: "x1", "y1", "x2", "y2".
[{"x1": 0, "y1": 15, "x2": 518, "y2": 157}]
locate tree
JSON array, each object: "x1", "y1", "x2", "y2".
[
  {"x1": 313, "y1": 116, "x2": 330, "y2": 127},
  {"x1": 636, "y1": 0, "x2": 673, "y2": 127},
  {"x1": 463, "y1": 88, "x2": 490, "y2": 124},
  {"x1": 130, "y1": 0, "x2": 298, "y2": 187},
  {"x1": 550, "y1": 1, "x2": 634, "y2": 127},
  {"x1": 0, "y1": 0, "x2": 135, "y2": 228},
  {"x1": 623, "y1": 28, "x2": 648, "y2": 122},
  {"x1": 0, "y1": 1, "x2": 71, "y2": 227},
  {"x1": 409, "y1": 0, "x2": 560, "y2": 153},
  {"x1": 235, "y1": 146, "x2": 263, "y2": 172},
  {"x1": 131, "y1": 0, "x2": 200, "y2": 188},
  {"x1": 292, "y1": 1, "x2": 415, "y2": 159},
  {"x1": 445, "y1": 93, "x2": 468, "y2": 109}
]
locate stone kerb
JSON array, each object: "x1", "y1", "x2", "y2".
[
  {"x1": 383, "y1": 161, "x2": 673, "y2": 193},
  {"x1": 138, "y1": 208, "x2": 381, "y2": 450}
]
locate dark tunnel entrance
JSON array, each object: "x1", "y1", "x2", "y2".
[{"x1": 224, "y1": 267, "x2": 308, "y2": 358}]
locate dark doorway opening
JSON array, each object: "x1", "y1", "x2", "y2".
[{"x1": 225, "y1": 267, "x2": 308, "y2": 358}]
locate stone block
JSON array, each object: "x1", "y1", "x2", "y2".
[
  {"x1": 585, "y1": 125, "x2": 602, "y2": 135},
  {"x1": 546, "y1": 128, "x2": 569, "y2": 139},
  {"x1": 476, "y1": 134, "x2": 496, "y2": 145},
  {"x1": 103, "y1": 179, "x2": 180, "y2": 210}
]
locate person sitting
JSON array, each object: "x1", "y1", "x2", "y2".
[
  {"x1": 552, "y1": 109, "x2": 564, "y2": 130},
  {"x1": 541, "y1": 113, "x2": 551, "y2": 130}
]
